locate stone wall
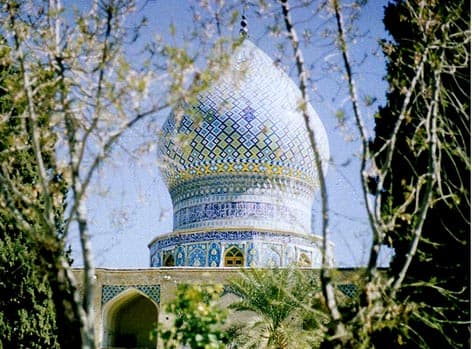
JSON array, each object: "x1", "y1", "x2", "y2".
[
  {"x1": 73, "y1": 268, "x2": 249, "y2": 348},
  {"x1": 73, "y1": 267, "x2": 358, "y2": 348}
]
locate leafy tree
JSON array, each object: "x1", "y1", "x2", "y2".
[
  {"x1": 281, "y1": 0, "x2": 469, "y2": 347},
  {"x1": 0, "y1": 37, "x2": 81, "y2": 348},
  {"x1": 159, "y1": 284, "x2": 228, "y2": 349},
  {"x1": 0, "y1": 1, "x2": 239, "y2": 347},
  {"x1": 371, "y1": 1, "x2": 470, "y2": 347}
]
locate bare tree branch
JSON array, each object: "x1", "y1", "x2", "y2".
[
  {"x1": 390, "y1": 56, "x2": 442, "y2": 296},
  {"x1": 280, "y1": 0, "x2": 348, "y2": 344}
]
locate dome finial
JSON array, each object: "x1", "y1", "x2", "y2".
[
  {"x1": 239, "y1": 15, "x2": 248, "y2": 37},
  {"x1": 239, "y1": 1, "x2": 248, "y2": 37}
]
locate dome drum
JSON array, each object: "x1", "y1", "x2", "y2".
[
  {"x1": 149, "y1": 230, "x2": 326, "y2": 268},
  {"x1": 169, "y1": 174, "x2": 315, "y2": 207},
  {"x1": 169, "y1": 174, "x2": 314, "y2": 234}
]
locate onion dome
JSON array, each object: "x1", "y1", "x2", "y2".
[
  {"x1": 150, "y1": 39, "x2": 330, "y2": 268},
  {"x1": 159, "y1": 40, "x2": 329, "y2": 235}
]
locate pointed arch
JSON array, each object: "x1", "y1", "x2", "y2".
[
  {"x1": 224, "y1": 246, "x2": 244, "y2": 267},
  {"x1": 102, "y1": 288, "x2": 158, "y2": 349},
  {"x1": 163, "y1": 253, "x2": 175, "y2": 267},
  {"x1": 298, "y1": 252, "x2": 311, "y2": 267}
]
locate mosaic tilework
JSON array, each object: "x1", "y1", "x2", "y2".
[
  {"x1": 174, "y1": 200, "x2": 308, "y2": 232},
  {"x1": 170, "y1": 175, "x2": 314, "y2": 206},
  {"x1": 176, "y1": 201, "x2": 274, "y2": 226},
  {"x1": 188, "y1": 243, "x2": 207, "y2": 266},
  {"x1": 338, "y1": 284, "x2": 358, "y2": 298},
  {"x1": 151, "y1": 230, "x2": 320, "y2": 251},
  {"x1": 260, "y1": 244, "x2": 282, "y2": 266},
  {"x1": 170, "y1": 174, "x2": 313, "y2": 234},
  {"x1": 101, "y1": 285, "x2": 160, "y2": 305},
  {"x1": 176, "y1": 246, "x2": 186, "y2": 266},
  {"x1": 246, "y1": 242, "x2": 257, "y2": 267},
  {"x1": 149, "y1": 230, "x2": 324, "y2": 268},
  {"x1": 285, "y1": 245, "x2": 296, "y2": 263},
  {"x1": 160, "y1": 41, "x2": 329, "y2": 190},
  {"x1": 151, "y1": 40, "x2": 330, "y2": 268},
  {"x1": 208, "y1": 242, "x2": 221, "y2": 267},
  {"x1": 151, "y1": 252, "x2": 161, "y2": 267},
  {"x1": 161, "y1": 106, "x2": 316, "y2": 183}
]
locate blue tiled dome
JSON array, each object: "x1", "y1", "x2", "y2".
[
  {"x1": 160, "y1": 40, "x2": 329, "y2": 234},
  {"x1": 150, "y1": 40, "x2": 330, "y2": 268},
  {"x1": 161, "y1": 40, "x2": 328, "y2": 189}
]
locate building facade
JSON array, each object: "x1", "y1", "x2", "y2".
[{"x1": 81, "y1": 39, "x2": 337, "y2": 349}]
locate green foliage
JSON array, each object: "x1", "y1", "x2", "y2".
[
  {"x1": 370, "y1": 0, "x2": 470, "y2": 347},
  {"x1": 228, "y1": 267, "x2": 327, "y2": 349},
  {"x1": 159, "y1": 284, "x2": 227, "y2": 349},
  {"x1": 0, "y1": 233, "x2": 61, "y2": 349},
  {"x1": 0, "y1": 32, "x2": 80, "y2": 348}
]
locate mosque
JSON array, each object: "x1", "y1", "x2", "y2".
[{"x1": 78, "y1": 35, "x2": 345, "y2": 349}]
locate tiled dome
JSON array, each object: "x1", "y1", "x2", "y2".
[{"x1": 159, "y1": 39, "x2": 329, "y2": 235}]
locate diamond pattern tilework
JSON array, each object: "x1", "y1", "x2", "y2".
[
  {"x1": 101, "y1": 285, "x2": 160, "y2": 305},
  {"x1": 102, "y1": 285, "x2": 127, "y2": 305},
  {"x1": 338, "y1": 284, "x2": 358, "y2": 298},
  {"x1": 160, "y1": 40, "x2": 328, "y2": 191}
]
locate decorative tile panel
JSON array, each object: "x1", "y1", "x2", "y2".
[
  {"x1": 151, "y1": 251, "x2": 161, "y2": 267},
  {"x1": 188, "y1": 243, "x2": 207, "y2": 266},
  {"x1": 149, "y1": 230, "x2": 324, "y2": 268},
  {"x1": 175, "y1": 201, "x2": 299, "y2": 227},
  {"x1": 285, "y1": 245, "x2": 296, "y2": 265},
  {"x1": 175, "y1": 246, "x2": 186, "y2": 266},
  {"x1": 170, "y1": 175, "x2": 314, "y2": 206},
  {"x1": 101, "y1": 285, "x2": 160, "y2": 305},
  {"x1": 246, "y1": 242, "x2": 257, "y2": 267},
  {"x1": 260, "y1": 243, "x2": 282, "y2": 267},
  {"x1": 338, "y1": 284, "x2": 358, "y2": 298},
  {"x1": 208, "y1": 242, "x2": 221, "y2": 267},
  {"x1": 170, "y1": 175, "x2": 313, "y2": 234}
]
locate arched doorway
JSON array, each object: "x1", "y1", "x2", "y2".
[
  {"x1": 224, "y1": 246, "x2": 244, "y2": 267},
  {"x1": 103, "y1": 289, "x2": 158, "y2": 349}
]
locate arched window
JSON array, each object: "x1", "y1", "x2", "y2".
[
  {"x1": 298, "y1": 253, "x2": 311, "y2": 267},
  {"x1": 163, "y1": 253, "x2": 175, "y2": 267},
  {"x1": 224, "y1": 246, "x2": 244, "y2": 267}
]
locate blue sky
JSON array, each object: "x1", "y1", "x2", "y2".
[{"x1": 69, "y1": 0, "x2": 392, "y2": 268}]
